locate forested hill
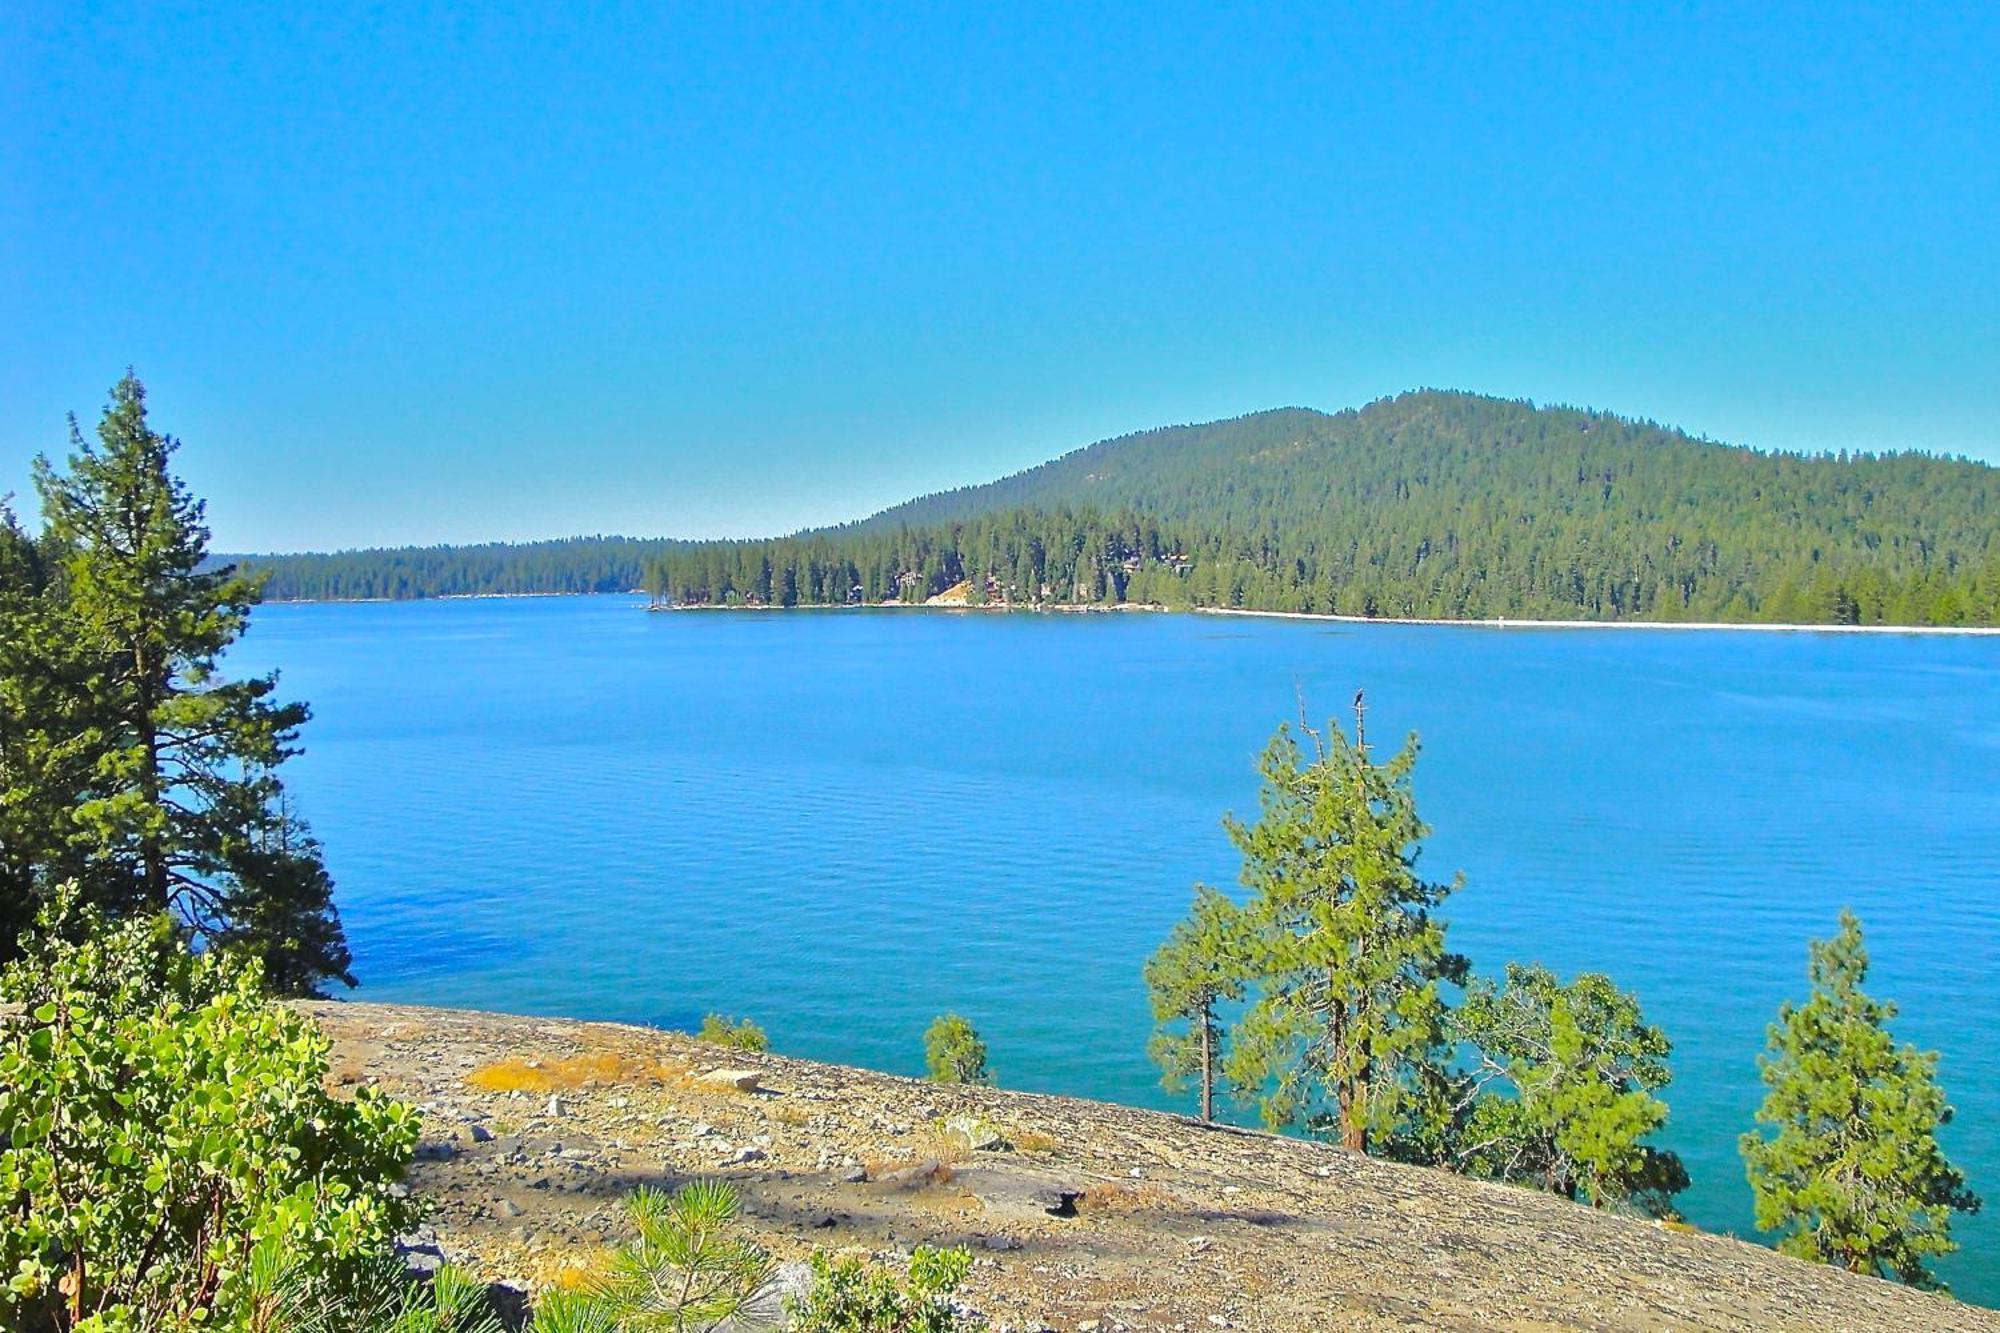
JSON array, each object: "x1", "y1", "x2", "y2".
[
  {"x1": 216, "y1": 536, "x2": 671, "y2": 602},
  {"x1": 852, "y1": 406, "x2": 1340, "y2": 531},
  {"x1": 233, "y1": 391, "x2": 2000, "y2": 625}
]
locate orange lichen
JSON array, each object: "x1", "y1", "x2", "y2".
[
  {"x1": 465, "y1": 1048, "x2": 684, "y2": 1094},
  {"x1": 1013, "y1": 1128, "x2": 1060, "y2": 1155}
]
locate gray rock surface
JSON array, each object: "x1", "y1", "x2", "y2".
[{"x1": 302, "y1": 1000, "x2": 1998, "y2": 1333}]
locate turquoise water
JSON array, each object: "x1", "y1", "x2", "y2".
[{"x1": 236, "y1": 598, "x2": 2000, "y2": 1301}]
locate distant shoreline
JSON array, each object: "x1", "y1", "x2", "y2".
[
  {"x1": 1192, "y1": 607, "x2": 2000, "y2": 636},
  {"x1": 261, "y1": 591, "x2": 2000, "y2": 634},
  {"x1": 655, "y1": 599, "x2": 1156, "y2": 616}
]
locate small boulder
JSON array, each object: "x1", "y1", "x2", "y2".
[
  {"x1": 702, "y1": 1069, "x2": 762, "y2": 1093},
  {"x1": 395, "y1": 1228, "x2": 446, "y2": 1279},
  {"x1": 941, "y1": 1114, "x2": 1007, "y2": 1151}
]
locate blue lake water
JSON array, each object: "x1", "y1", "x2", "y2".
[{"x1": 234, "y1": 598, "x2": 2000, "y2": 1301}]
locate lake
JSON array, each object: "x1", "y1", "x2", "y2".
[{"x1": 234, "y1": 597, "x2": 2000, "y2": 1300}]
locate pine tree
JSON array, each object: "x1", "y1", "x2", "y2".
[
  {"x1": 923, "y1": 1013, "x2": 991, "y2": 1086},
  {"x1": 0, "y1": 503, "x2": 98, "y2": 950},
  {"x1": 1144, "y1": 885, "x2": 1249, "y2": 1122},
  {"x1": 1740, "y1": 911, "x2": 1980, "y2": 1288},
  {"x1": 531, "y1": 1182, "x2": 771, "y2": 1330},
  {"x1": 1453, "y1": 963, "x2": 1688, "y2": 1213},
  {"x1": 28, "y1": 373, "x2": 352, "y2": 992},
  {"x1": 1222, "y1": 709, "x2": 1467, "y2": 1153}
]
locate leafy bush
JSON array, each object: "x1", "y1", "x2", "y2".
[
  {"x1": 533, "y1": 1181, "x2": 770, "y2": 1330},
  {"x1": 697, "y1": 1013, "x2": 770, "y2": 1053},
  {"x1": 922, "y1": 1015, "x2": 990, "y2": 1086},
  {"x1": 787, "y1": 1246, "x2": 980, "y2": 1333},
  {"x1": 0, "y1": 888, "x2": 420, "y2": 1331}
]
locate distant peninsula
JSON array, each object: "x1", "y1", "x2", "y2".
[{"x1": 227, "y1": 391, "x2": 2000, "y2": 627}]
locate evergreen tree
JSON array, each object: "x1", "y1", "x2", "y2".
[
  {"x1": 532, "y1": 1182, "x2": 772, "y2": 1330},
  {"x1": 27, "y1": 374, "x2": 352, "y2": 992},
  {"x1": 1222, "y1": 710, "x2": 1467, "y2": 1153},
  {"x1": 0, "y1": 502, "x2": 97, "y2": 950},
  {"x1": 1143, "y1": 885, "x2": 1249, "y2": 1122},
  {"x1": 1452, "y1": 963, "x2": 1688, "y2": 1214},
  {"x1": 923, "y1": 1013, "x2": 991, "y2": 1086},
  {"x1": 1740, "y1": 911, "x2": 1980, "y2": 1288}
]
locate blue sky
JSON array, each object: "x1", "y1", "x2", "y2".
[{"x1": 4, "y1": 2, "x2": 1995, "y2": 551}]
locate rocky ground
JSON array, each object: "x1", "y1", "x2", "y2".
[{"x1": 304, "y1": 1001, "x2": 1992, "y2": 1333}]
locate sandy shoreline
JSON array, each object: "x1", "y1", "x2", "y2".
[
  {"x1": 268, "y1": 591, "x2": 2000, "y2": 634},
  {"x1": 1191, "y1": 606, "x2": 2000, "y2": 636},
  {"x1": 666, "y1": 599, "x2": 2000, "y2": 634}
]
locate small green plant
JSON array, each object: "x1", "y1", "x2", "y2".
[
  {"x1": 243, "y1": 1252, "x2": 504, "y2": 1333},
  {"x1": 0, "y1": 887, "x2": 420, "y2": 1331},
  {"x1": 523, "y1": 1289, "x2": 619, "y2": 1333},
  {"x1": 698, "y1": 1012, "x2": 771, "y2": 1053},
  {"x1": 787, "y1": 1246, "x2": 981, "y2": 1332},
  {"x1": 534, "y1": 1181, "x2": 771, "y2": 1330},
  {"x1": 922, "y1": 1014, "x2": 991, "y2": 1086}
]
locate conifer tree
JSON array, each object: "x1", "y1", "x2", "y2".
[
  {"x1": 1222, "y1": 709, "x2": 1466, "y2": 1153},
  {"x1": 27, "y1": 373, "x2": 352, "y2": 992},
  {"x1": 1741, "y1": 911, "x2": 1979, "y2": 1288},
  {"x1": 1453, "y1": 963, "x2": 1688, "y2": 1213},
  {"x1": 1144, "y1": 885, "x2": 1249, "y2": 1122},
  {"x1": 0, "y1": 503, "x2": 97, "y2": 951},
  {"x1": 923, "y1": 1013, "x2": 991, "y2": 1086}
]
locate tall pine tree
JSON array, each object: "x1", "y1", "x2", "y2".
[
  {"x1": 0, "y1": 503, "x2": 98, "y2": 948},
  {"x1": 1222, "y1": 707, "x2": 1467, "y2": 1153},
  {"x1": 1740, "y1": 911, "x2": 1979, "y2": 1288},
  {"x1": 24, "y1": 373, "x2": 351, "y2": 993}
]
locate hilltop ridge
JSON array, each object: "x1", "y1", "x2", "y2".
[
  {"x1": 308, "y1": 1000, "x2": 1995, "y2": 1332},
  {"x1": 233, "y1": 391, "x2": 2000, "y2": 624}
]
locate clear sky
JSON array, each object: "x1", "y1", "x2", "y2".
[{"x1": 4, "y1": 2, "x2": 1995, "y2": 552}]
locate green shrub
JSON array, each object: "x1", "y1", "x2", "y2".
[
  {"x1": 0, "y1": 887, "x2": 421, "y2": 1331},
  {"x1": 696, "y1": 1013, "x2": 770, "y2": 1053},
  {"x1": 787, "y1": 1246, "x2": 980, "y2": 1332},
  {"x1": 534, "y1": 1181, "x2": 770, "y2": 1330},
  {"x1": 520, "y1": 1182, "x2": 980, "y2": 1332},
  {"x1": 922, "y1": 1015, "x2": 990, "y2": 1086},
  {"x1": 243, "y1": 1254, "x2": 504, "y2": 1333}
]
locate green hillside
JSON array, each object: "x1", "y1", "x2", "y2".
[{"x1": 238, "y1": 391, "x2": 2000, "y2": 625}]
